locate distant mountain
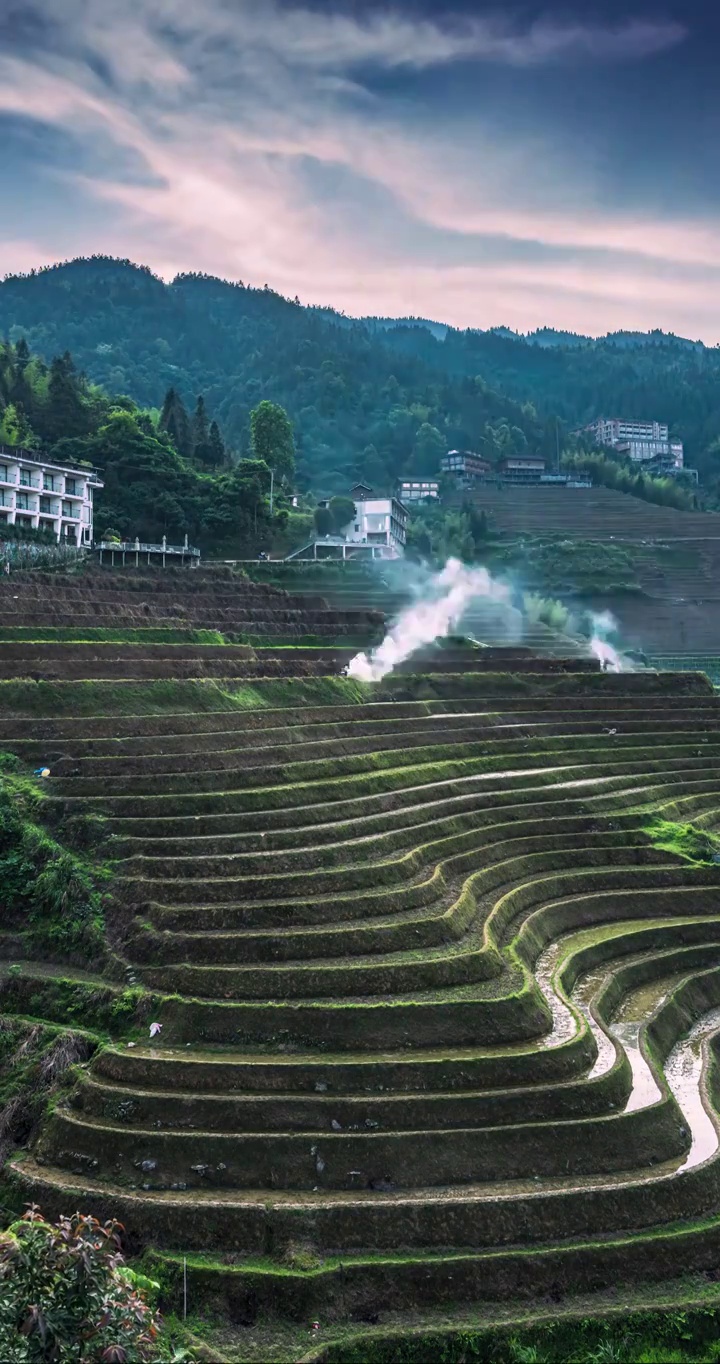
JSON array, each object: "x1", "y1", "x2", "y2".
[
  {"x1": 0, "y1": 257, "x2": 719, "y2": 489},
  {"x1": 382, "y1": 321, "x2": 705, "y2": 352},
  {"x1": 359, "y1": 316, "x2": 449, "y2": 341}
]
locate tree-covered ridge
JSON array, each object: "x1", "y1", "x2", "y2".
[
  {"x1": 1, "y1": 257, "x2": 719, "y2": 497},
  {"x1": 0, "y1": 337, "x2": 291, "y2": 554},
  {"x1": 369, "y1": 323, "x2": 720, "y2": 488},
  {"x1": 0, "y1": 258, "x2": 561, "y2": 495}
]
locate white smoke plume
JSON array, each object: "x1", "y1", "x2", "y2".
[
  {"x1": 589, "y1": 610, "x2": 617, "y2": 636},
  {"x1": 347, "y1": 558, "x2": 510, "y2": 682},
  {"x1": 587, "y1": 610, "x2": 631, "y2": 673},
  {"x1": 590, "y1": 637, "x2": 624, "y2": 672}
]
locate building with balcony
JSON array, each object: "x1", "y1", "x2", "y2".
[
  {"x1": 397, "y1": 478, "x2": 440, "y2": 503},
  {"x1": 499, "y1": 456, "x2": 547, "y2": 483},
  {"x1": 441, "y1": 450, "x2": 492, "y2": 483},
  {"x1": 0, "y1": 448, "x2": 103, "y2": 545},
  {"x1": 287, "y1": 483, "x2": 407, "y2": 561},
  {"x1": 582, "y1": 418, "x2": 684, "y2": 469},
  {"x1": 336, "y1": 483, "x2": 407, "y2": 558}
]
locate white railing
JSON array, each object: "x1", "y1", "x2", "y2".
[{"x1": 96, "y1": 540, "x2": 201, "y2": 556}]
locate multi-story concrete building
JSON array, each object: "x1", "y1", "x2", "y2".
[
  {"x1": 0, "y1": 447, "x2": 103, "y2": 545},
  {"x1": 341, "y1": 483, "x2": 407, "y2": 558},
  {"x1": 397, "y1": 478, "x2": 440, "y2": 503},
  {"x1": 583, "y1": 418, "x2": 684, "y2": 469},
  {"x1": 290, "y1": 483, "x2": 408, "y2": 561}
]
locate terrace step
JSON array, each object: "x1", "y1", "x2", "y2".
[{"x1": 5, "y1": 640, "x2": 720, "y2": 1344}]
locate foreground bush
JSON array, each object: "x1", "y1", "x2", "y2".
[
  {"x1": 0, "y1": 1206, "x2": 161, "y2": 1363},
  {"x1": 0, "y1": 754, "x2": 107, "y2": 961}
]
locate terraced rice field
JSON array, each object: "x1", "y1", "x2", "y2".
[
  {"x1": 464, "y1": 486, "x2": 720, "y2": 540},
  {"x1": 3, "y1": 565, "x2": 720, "y2": 1359}
]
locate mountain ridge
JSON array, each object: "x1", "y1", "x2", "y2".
[{"x1": 0, "y1": 257, "x2": 718, "y2": 491}]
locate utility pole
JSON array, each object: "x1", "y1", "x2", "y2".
[
  {"x1": 270, "y1": 468, "x2": 274, "y2": 515},
  {"x1": 556, "y1": 418, "x2": 561, "y2": 474}
]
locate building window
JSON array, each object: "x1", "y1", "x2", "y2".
[
  {"x1": 62, "y1": 501, "x2": 74, "y2": 518},
  {"x1": 65, "y1": 479, "x2": 78, "y2": 495},
  {"x1": 19, "y1": 472, "x2": 32, "y2": 487},
  {"x1": 39, "y1": 497, "x2": 54, "y2": 514},
  {"x1": 43, "y1": 476, "x2": 55, "y2": 492},
  {"x1": 0, "y1": 466, "x2": 7, "y2": 483},
  {"x1": 16, "y1": 494, "x2": 30, "y2": 511}
]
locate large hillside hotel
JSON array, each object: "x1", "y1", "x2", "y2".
[
  {"x1": 0, "y1": 447, "x2": 103, "y2": 545},
  {"x1": 582, "y1": 417, "x2": 685, "y2": 470}
]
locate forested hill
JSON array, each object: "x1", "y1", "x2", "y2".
[
  {"x1": 370, "y1": 326, "x2": 720, "y2": 483},
  {"x1": 1, "y1": 257, "x2": 720, "y2": 493},
  {"x1": 0, "y1": 259, "x2": 551, "y2": 496}
]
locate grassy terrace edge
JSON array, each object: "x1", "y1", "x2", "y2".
[
  {"x1": 2, "y1": 657, "x2": 720, "y2": 1361},
  {"x1": 0, "y1": 668, "x2": 710, "y2": 719}
]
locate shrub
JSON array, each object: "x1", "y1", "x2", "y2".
[
  {"x1": 0, "y1": 1205, "x2": 161, "y2": 1363},
  {"x1": 314, "y1": 505, "x2": 334, "y2": 537},
  {"x1": 0, "y1": 762, "x2": 107, "y2": 961},
  {"x1": 562, "y1": 451, "x2": 695, "y2": 511},
  {"x1": 523, "y1": 592, "x2": 572, "y2": 632},
  {"x1": 0, "y1": 1025, "x2": 94, "y2": 1164},
  {"x1": 328, "y1": 496, "x2": 356, "y2": 533}
]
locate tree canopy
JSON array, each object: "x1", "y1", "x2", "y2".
[
  {"x1": 0, "y1": 338, "x2": 292, "y2": 555},
  {"x1": 0, "y1": 258, "x2": 566, "y2": 496},
  {"x1": 1, "y1": 256, "x2": 718, "y2": 511}
]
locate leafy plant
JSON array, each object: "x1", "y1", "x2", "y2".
[
  {"x1": 0, "y1": 760, "x2": 107, "y2": 961},
  {"x1": 523, "y1": 591, "x2": 572, "y2": 632},
  {"x1": 0, "y1": 1205, "x2": 161, "y2": 1363},
  {"x1": 508, "y1": 1341, "x2": 546, "y2": 1364}
]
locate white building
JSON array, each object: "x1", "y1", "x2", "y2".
[
  {"x1": 340, "y1": 483, "x2": 407, "y2": 558},
  {"x1": 0, "y1": 447, "x2": 103, "y2": 546},
  {"x1": 583, "y1": 418, "x2": 684, "y2": 469}
]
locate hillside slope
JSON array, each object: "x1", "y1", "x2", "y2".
[
  {"x1": 3, "y1": 567, "x2": 720, "y2": 1360},
  {"x1": 371, "y1": 324, "x2": 720, "y2": 479},
  {"x1": 0, "y1": 260, "x2": 548, "y2": 495},
  {"x1": 3, "y1": 258, "x2": 718, "y2": 496}
]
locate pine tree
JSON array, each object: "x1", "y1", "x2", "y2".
[
  {"x1": 192, "y1": 395, "x2": 209, "y2": 449},
  {"x1": 159, "y1": 386, "x2": 192, "y2": 458},
  {"x1": 159, "y1": 387, "x2": 177, "y2": 429},
  {"x1": 43, "y1": 354, "x2": 87, "y2": 444},
  {"x1": 208, "y1": 419, "x2": 226, "y2": 466},
  {"x1": 9, "y1": 340, "x2": 37, "y2": 432}
]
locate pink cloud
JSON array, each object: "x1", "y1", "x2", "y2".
[{"x1": 0, "y1": 3, "x2": 713, "y2": 340}]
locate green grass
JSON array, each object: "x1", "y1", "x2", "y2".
[
  {"x1": 0, "y1": 626, "x2": 232, "y2": 644},
  {"x1": 316, "y1": 1301, "x2": 720, "y2": 1363},
  {"x1": 0, "y1": 670, "x2": 708, "y2": 719},
  {"x1": 0, "y1": 676, "x2": 372, "y2": 716},
  {"x1": 641, "y1": 816, "x2": 720, "y2": 864},
  {"x1": 0, "y1": 752, "x2": 110, "y2": 960}
]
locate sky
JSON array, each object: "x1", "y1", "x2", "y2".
[{"x1": 0, "y1": 0, "x2": 719, "y2": 339}]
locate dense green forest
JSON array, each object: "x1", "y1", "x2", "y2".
[
  {"x1": 0, "y1": 255, "x2": 717, "y2": 500},
  {"x1": 0, "y1": 259, "x2": 579, "y2": 496},
  {"x1": 0, "y1": 339, "x2": 291, "y2": 553},
  {"x1": 2, "y1": 257, "x2": 719, "y2": 494},
  {"x1": 370, "y1": 322, "x2": 720, "y2": 487}
]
